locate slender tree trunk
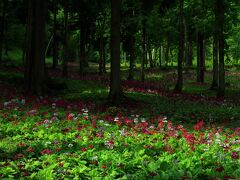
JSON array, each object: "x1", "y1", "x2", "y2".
[
  {"x1": 159, "y1": 47, "x2": 162, "y2": 67},
  {"x1": 108, "y1": 0, "x2": 123, "y2": 105},
  {"x1": 0, "y1": 0, "x2": 7, "y2": 62},
  {"x1": 216, "y1": 0, "x2": 225, "y2": 97},
  {"x1": 187, "y1": 29, "x2": 193, "y2": 67},
  {"x1": 52, "y1": 0, "x2": 58, "y2": 69},
  {"x1": 197, "y1": 32, "x2": 204, "y2": 83},
  {"x1": 79, "y1": 21, "x2": 86, "y2": 75},
  {"x1": 99, "y1": 30, "x2": 104, "y2": 75},
  {"x1": 103, "y1": 43, "x2": 106, "y2": 73},
  {"x1": 175, "y1": 0, "x2": 184, "y2": 92},
  {"x1": 165, "y1": 40, "x2": 169, "y2": 67},
  {"x1": 25, "y1": 0, "x2": 46, "y2": 95},
  {"x1": 22, "y1": 24, "x2": 28, "y2": 64},
  {"x1": 211, "y1": 34, "x2": 219, "y2": 89},
  {"x1": 141, "y1": 20, "x2": 146, "y2": 82},
  {"x1": 127, "y1": 33, "x2": 135, "y2": 80},
  {"x1": 62, "y1": 0, "x2": 69, "y2": 77}
]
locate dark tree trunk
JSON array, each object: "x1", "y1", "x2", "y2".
[
  {"x1": 52, "y1": 0, "x2": 58, "y2": 69},
  {"x1": 99, "y1": 30, "x2": 104, "y2": 75},
  {"x1": 159, "y1": 47, "x2": 162, "y2": 67},
  {"x1": 24, "y1": 0, "x2": 46, "y2": 95},
  {"x1": 79, "y1": 22, "x2": 86, "y2": 75},
  {"x1": 103, "y1": 43, "x2": 106, "y2": 73},
  {"x1": 0, "y1": 0, "x2": 7, "y2": 62},
  {"x1": 62, "y1": 0, "x2": 69, "y2": 78},
  {"x1": 187, "y1": 29, "x2": 193, "y2": 67},
  {"x1": 216, "y1": 0, "x2": 225, "y2": 97},
  {"x1": 165, "y1": 40, "x2": 169, "y2": 67},
  {"x1": 127, "y1": 33, "x2": 135, "y2": 80},
  {"x1": 108, "y1": 0, "x2": 123, "y2": 105},
  {"x1": 175, "y1": 0, "x2": 184, "y2": 92},
  {"x1": 211, "y1": 33, "x2": 219, "y2": 89},
  {"x1": 141, "y1": 20, "x2": 146, "y2": 82},
  {"x1": 197, "y1": 32, "x2": 204, "y2": 83}
]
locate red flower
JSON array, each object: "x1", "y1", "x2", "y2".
[
  {"x1": 55, "y1": 148, "x2": 61, "y2": 152},
  {"x1": 26, "y1": 147, "x2": 34, "y2": 153},
  {"x1": 67, "y1": 113, "x2": 74, "y2": 120},
  {"x1": 91, "y1": 120, "x2": 96, "y2": 129},
  {"x1": 193, "y1": 120, "x2": 204, "y2": 131},
  {"x1": 231, "y1": 151, "x2": 239, "y2": 159},
  {"x1": 158, "y1": 120, "x2": 164, "y2": 129},
  {"x1": 13, "y1": 153, "x2": 24, "y2": 160},
  {"x1": 101, "y1": 165, "x2": 107, "y2": 169},
  {"x1": 81, "y1": 147, "x2": 87, "y2": 152},
  {"x1": 41, "y1": 149, "x2": 53, "y2": 155},
  {"x1": 89, "y1": 144, "x2": 94, "y2": 149}
]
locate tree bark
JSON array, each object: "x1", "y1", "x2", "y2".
[
  {"x1": 0, "y1": 0, "x2": 7, "y2": 62},
  {"x1": 216, "y1": 0, "x2": 225, "y2": 97},
  {"x1": 197, "y1": 32, "x2": 204, "y2": 83},
  {"x1": 211, "y1": 34, "x2": 219, "y2": 89},
  {"x1": 108, "y1": 0, "x2": 123, "y2": 105},
  {"x1": 52, "y1": 0, "x2": 58, "y2": 69},
  {"x1": 79, "y1": 21, "x2": 86, "y2": 75},
  {"x1": 175, "y1": 0, "x2": 184, "y2": 92},
  {"x1": 127, "y1": 31, "x2": 135, "y2": 80},
  {"x1": 62, "y1": 0, "x2": 69, "y2": 78},
  {"x1": 25, "y1": 0, "x2": 46, "y2": 95},
  {"x1": 141, "y1": 20, "x2": 146, "y2": 82}
]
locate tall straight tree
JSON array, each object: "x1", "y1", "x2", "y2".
[
  {"x1": 62, "y1": 0, "x2": 69, "y2": 77},
  {"x1": 0, "y1": 0, "x2": 7, "y2": 62},
  {"x1": 52, "y1": 0, "x2": 58, "y2": 69},
  {"x1": 108, "y1": 0, "x2": 123, "y2": 105},
  {"x1": 211, "y1": 30, "x2": 219, "y2": 89},
  {"x1": 175, "y1": 0, "x2": 185, "y2": 92},
  {"x1": 215, "y1": 0, "x2": 225, "y2": 97},
  {"x1": 24, "y1": 0, "x2": 47, "y2": 95}
]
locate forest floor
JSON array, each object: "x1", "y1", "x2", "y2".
[{"x1": 0, "y1": 64, "x2": 240, "y2": 179}]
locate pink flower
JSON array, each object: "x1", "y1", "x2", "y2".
[
  {"x1": 67, "y1": 113, "x2": 74, "y2": 120},
  {"x1": 231, "y1": 151, "x2": 239, "y2": 159},
  {"x1": 193, "y1": 120, "x2": 204, "y2": 131}
]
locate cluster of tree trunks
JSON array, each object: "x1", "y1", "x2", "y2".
[{"x1": 19, "y1": 0, "x2": 225, "y2": 104}]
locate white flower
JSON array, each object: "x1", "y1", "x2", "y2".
[
  {"x1": 45, "y1": 141, "x2": 52, "y2": 146},
  {"x1": 91, "y1": 156, "x2": 98, "y2": 160},
  {"x1": 21, "y1": 99, "x2": 26, "y2": 105},
  {"x1": 68, "y1": 144, "x2": 73, "y2": 148},
  {"x1": 4, "y1": 102, "x2": 9, "y2": 106},
  {"x1": 114, "y1": 117, "x2": 119, "y2": 122},
  {"x1": 99, "y1": 120, "x2": 104, "y2": 123},
  {"x1": 141, "y1": 118, "x2": 146, "y2": 122}
]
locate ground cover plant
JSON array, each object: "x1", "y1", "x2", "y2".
[{"x1": 0, "y1": 72, "x2": 239, "y2": 179}]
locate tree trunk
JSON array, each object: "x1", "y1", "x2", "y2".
[
  {"x1": 175, "y1": 0, "x2": 184, "y2": 92},
  {"x1": 141, "y1": 20, "x2": 146, "y2": 82},
  {"x1": 186, "y1": 29, "x2": 193, "y2": 67},
  {"x1": 0, "y1": 0, "x2": 7, "y2": 62},
  {"x1": 216, "y1": 0, "x2": 225, "y2": 97},
  {"x1": 99, "y1": 30, "x2": 104, "y2": 75},
  {"x1": 24, "y1": 0, "x2": 46, "y2": 95},
  {"x1": 211, "y1": 34, "x2": 218, "y2": 89},
  {"x1": 52, "y1": 0, "x2": 58, "y2": 69},
  {"x1": 103, "y1": 42, "x2": 106, "y2": 73},
  {"x1": 127, "y1": 32, "x2": 135, "y2": 80},
  {"x1": 62, "y1": 0, "x2": 69, "y2": 78},
  {"x1": 108, "y1": 0, "x2": 123, "y2": 105},
  {"x1": 79, "y1": 21, "x2": 86, "y2": 75},
  {"x1": 165, "y1": 40, "x2": 169, "y2": 67},
  {"x1": 197, "y1": 32, "x2": 204, "y2": 83}
]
